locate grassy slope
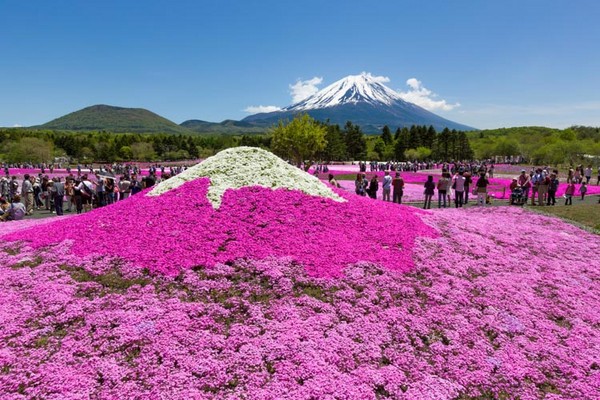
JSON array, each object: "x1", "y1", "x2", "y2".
[
  {"x1": 531, "y1": 202, "x2": 600, "y2": 232},
  {"x1": 37, "y1": 104, "x2": 192, "y2": 134}
]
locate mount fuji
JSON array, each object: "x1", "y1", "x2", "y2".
[{"x1": 242, "y1": 73, "x2": 476, "y2": 133}]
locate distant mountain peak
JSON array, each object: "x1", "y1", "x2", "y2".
[{"x1": 285, "y1": 73, "x2": 402, "y2": 111}]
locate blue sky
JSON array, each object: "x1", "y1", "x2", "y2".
[{"x1": 1, "y1": 0, "x2": 599, "y2": 129}]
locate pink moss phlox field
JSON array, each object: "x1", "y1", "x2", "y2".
[
  {"x1": 322, "y1": 170, "x2": 600, "y2": 198},
  {"x1": 2, "y1": 178, "x2": 436, "y2": 277},
  {"x1": 1, "y1": 206, "x2": 599, "y2": 398}
]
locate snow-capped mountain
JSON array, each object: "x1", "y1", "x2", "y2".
[
  {"x1": 243, "y1": 73, "x2": 475, "y2": 133},
  {"x1": 285, "y1": 73, "x2": 401, "y2": 111}
]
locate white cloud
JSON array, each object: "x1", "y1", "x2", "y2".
[
  {"x1": 361, "y1": 72, "x2": 390, "y2": 83},
  {"x1": 289, "y1": 77, "x2": 323, "y2": 103},
  {"x1": 243, "y1": 105, "x2": 282, "y2": 114},
  {"x1": 13, "y1": 124, "x2": 22, "y2": 127},
  {"x1": 398, "y1": 78, "x2": 460, "y2": 111}
]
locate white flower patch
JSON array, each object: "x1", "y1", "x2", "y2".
[{"x1": 148, "y1": 147, "x2": 345, "y2": 208}]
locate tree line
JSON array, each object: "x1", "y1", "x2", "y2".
[
  {"x1": 0, "y1": 129, "x2": 269, "y2": 163},
  {"x1": 468, "y1": 126, "x2": 600, "y2": 165}
]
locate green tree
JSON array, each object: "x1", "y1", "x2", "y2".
[
  {"x1": 270, "y1": 114, "x2": 327, "y2": 170},
  {"x1": 322, "y1": 124, "x2": 347, "y2": 161},
  {"x1": 131, "y1": 142, "x2": 156, "y2": 161},
  {"x1": 373, "y1": 138, "x2": 386, "y2": 160},
  {"x1": 343, "y1": 121, "x2": 367, "y2": 160},
  {"x1": 381, "y1": 125, "x2": 393, "y2": 145},
  {"x1": 1, "y1": 137, "x2": 54, "y2": 163},
  {"x1": 119, "y1": 145, "x2": 133, "y2": 159}
]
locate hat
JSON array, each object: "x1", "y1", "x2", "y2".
[{"x1": 521, "y1": 169, "x2": 526, "y2": 173}]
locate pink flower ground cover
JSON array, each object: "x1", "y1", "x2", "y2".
[
  {"x1": 3, "y1": 179, "x2": 435, "y2": 277},
  {"x1": 334, "y1": 180, "x2": 425, "y2": 202},
  {"x1": 325, "y1": 170, "x2": 600, "y2": 199},
  {"x1": 1, "y1": 203, "x2": 599, "y2": 398}
]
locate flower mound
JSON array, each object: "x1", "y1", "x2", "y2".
[
  {"x1": 149, "y1": 146, "x2": 344, "y2": 208},
  {"x1": 3, "y1": 180, "x2": 435, "y2": 278}
]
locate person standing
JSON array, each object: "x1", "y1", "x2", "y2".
[
  {"x1": 537, "y1": 170, "x2": 549, "y2": 207},
  {"x1": 423, "y1": 175, "x2": 435, "y2": 209},
  {"x1": 546, "y1": 173, "x2": 558, "y2": 206},
  {"x1": 584, "y1": 165, "x2": 592, "y2": 184},
  {"x1": 21, "y1": 174, "x2": 34, "y2": 215},
  {"x1": 579, "y1": 182, "x2": 588, "y2": 200},
  {"x1": 52, "y1": 177, "x2": 65, "y2": 216},
  {"x1": 355, "y1": 173, "x2": 365, "y2": 196},
  {"x1": 437, "y1": 173, "x2": 449, "y2": 208},
  {"x1": 382, "y1": 171, "x2": 392, "y2": 202},
  {"x1": 368, "y1": 176, "x2": 379, "y2": 199},
  {"x1": 564, "y1": 182, "x2": 575, "y2": 205},
  {"x1": 77, "y1": 175, "x2": 94, "y2": 213},
  {"x1": 462, "y1": 171, "x2": 472, "y2": 204},
  {"x1": 9, "y1": 176, "x2": 19, "y2": 202},
  {"x1": 0, "y1": 177, "x2": 8, "y2": 201},
  {"x1": 475, "y1": 172, "x2": 489, "y2": 206},
  {"x1": 118, "y1": 176, "x2": 131, "y2": 201},
  {"x1": 453, "y1": 171, "x2": 466, "y2": 208},
  {"x1": 65, "y1": 178, "x2": 74, "y2": 212},
  {"x1": 95, "y1": 176, "x2": 106, "y2": 207},
  {"x1": 392, "y1": 172, "x2": 404, "y2": 204}
]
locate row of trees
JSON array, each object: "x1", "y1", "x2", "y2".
[
  {"x1": 270, "y1": 114, "x2": 475, "y2": 168},
  {"x1": 469, "y1": 126, "x2": 600, "y2": 165},
  {"x1": 0, "y1": 129, "x2": 264, "y2": 163},
  {"x1": 8, "y1": 119, "x2": 597, "y2": 168},
  {"x1": 371, "y1": 124, "x2": 473, "y2": 162}
]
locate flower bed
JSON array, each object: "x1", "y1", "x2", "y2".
[{"x1": 1, "y1": 149, "x2": 599, "y2": 399}]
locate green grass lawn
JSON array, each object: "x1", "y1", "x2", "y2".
[{"x1": 532, "y1": 202, "x2": 600, "y2": 232}]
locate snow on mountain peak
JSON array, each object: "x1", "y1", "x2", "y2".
[{"x1": 285, "y1": 73, "x2": 402, "y2": 111}]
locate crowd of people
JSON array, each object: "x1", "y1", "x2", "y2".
[
  {"x1": 0, "y1": 162, "x2": 191, "y2": 221},
  {"x1": 327, "y1": 161, "x2": 600, "y2": 210}
]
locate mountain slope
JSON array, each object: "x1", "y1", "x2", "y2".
[
  {"x1": 36, "y1": 105, "x2": 192, "y2": 134},
  {"x1": 243, "y1": 73, "x2": 475, "y2": 133},
  {"x1": 181, "y1": 119, "x2": 267, "y2": 134}
]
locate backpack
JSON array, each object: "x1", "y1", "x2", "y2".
[{"x1": 81, "y1": 182, "x2": 94, "y2": 198}]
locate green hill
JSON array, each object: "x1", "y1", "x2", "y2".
[
  {"x1": 36, "y1": 104, "x2": 192, "y2": 134},
  {"x1": 180, "y1": 119, "x2": 268, "y2": 134}
]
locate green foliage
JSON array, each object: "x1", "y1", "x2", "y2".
[
  {"x1": 270, "y1": 114, "x2": 327, "y2": 169},
  {"x1": 380, "y1": 125, "x2": 393, "y2": 145},
  {"x1": 0, "y1": 137, "x2": 54, "y2": 163},
  {"x1": 469, "y1": 126, "x2": 600, "y2": 166},
  {"x1": 321, "y1": 124, "x2": 347, "y2": 161},
  {"x1": 37, "y1": 105, "x2": 192, "y2": 134},
  {"x1": 343, "y1": 121, "x2": 367, "y2": 160}
]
